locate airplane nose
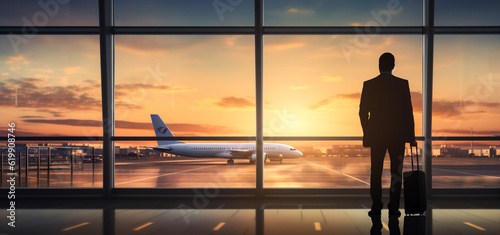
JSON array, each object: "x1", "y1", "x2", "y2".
[{"x1": 297, "y1": 151, "x2": 303, "y2": 157}]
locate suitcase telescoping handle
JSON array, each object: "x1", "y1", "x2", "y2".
[{"x1": 410, "y1": 142, "x2": 419, "y2": 171}]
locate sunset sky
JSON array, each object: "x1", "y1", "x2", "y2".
[{"x1": 1, "y1": 0, "x2": 499, "y2": 138}]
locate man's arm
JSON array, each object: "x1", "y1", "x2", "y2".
[
  {"x1": 359, "y1": 82, "x2": 369, "y2": 135},
  {"x1": 404, "y1": 80, "x2": 416, "y2": 146}
]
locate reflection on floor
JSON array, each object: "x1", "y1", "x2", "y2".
[{"x1": 0, "y1": 197, "x2": 499, "y2": 235}]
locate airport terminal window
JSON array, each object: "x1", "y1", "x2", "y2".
[
  {"x1": 114, "y1": 35, "x2": 255, "y2": 137},
  {"x1": 0, "y1": 142, "x2": 103, "y2": 188},
  {"x1": 114, "y1": 0, "x2": 254, "y2": 26},
  {"x1": 263, "y1": 35, "x2": 422, "y2": 137},
  {"x1": 263, "y1": 141, "x2": 425, "y2": 188},
  {"x1": 433, "y1": 35, "x2": 500, "y2": 188},
  {"x1": 114, "y1": 141, "x2": 256, "y2": 188},
  {"x1": 0, "y1": 0, "x2": 99, "y2": 26},
  {"x1": 431, "y1": 141, "x2": 500, "y2": 188},
  {"x1": 433, "y1": 35, "x2": 500, "y2": 137},
  {"x1": 435, "y1": 0, "x2": 500, "y2": 26},
  {"x1": 0, "y1": 35, "x2": 102, "y2": 137},
  {"x1": 264, "y1": 0, "x2": 423, "y2": 26}
]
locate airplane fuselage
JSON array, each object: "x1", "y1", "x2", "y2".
[{"x1": 154, "y1": 143, "x2": 302, "y2": 160}]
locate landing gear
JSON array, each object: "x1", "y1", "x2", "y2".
[
  {"x1": 227, "y1": 159, "x2": 234, "y2": 165},
  {"x1": 280, "y1": 158, "x2": 283, "y2": 164}
]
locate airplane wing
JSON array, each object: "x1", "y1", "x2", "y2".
[
  {"x1": 147, "y1": 146, "x2": 172, "y2": 152},
  {"x1": 214, "y1": 149, "x2": 255, "y2": 159}
]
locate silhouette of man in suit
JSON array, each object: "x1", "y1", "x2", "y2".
[{"x1": 359, "y1": 52, "x2": 416, "y2": 217}]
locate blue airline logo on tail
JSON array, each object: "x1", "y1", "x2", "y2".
[{"x1": 157, "y1": 127, "x2": 169, "y2": 134}]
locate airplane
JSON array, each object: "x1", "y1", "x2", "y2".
[{"x1": 149, "y1": 114, "x2": 303, "y2": 165}]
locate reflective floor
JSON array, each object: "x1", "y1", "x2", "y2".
[
  {"x1": 3, "y1": 157, "x2": 499, "y2": 188},
  {"x1": 0, "y1": 197, "x2": 499, "y2": 235}
]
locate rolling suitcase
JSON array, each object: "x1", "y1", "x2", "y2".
[{"x1": 403, "y1": 143, "x2": 427, "y2": 215}]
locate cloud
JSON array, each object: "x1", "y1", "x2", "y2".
[
  {"x1": 0, "y1": 78, "x2": 101, "y2": 111},
  {"x1": 433, "y1": 128, "x2": 500, "y2": 136},
  {"x1": 0, "y1": 78, "x2": 196, "y2": 113},
  {"x1": 286, "y1": 8, "x2": 315, "y2": 15},
  {"x1": 115, "y1": 83, "x2": 195, "y2": 95},
  {"x1": 337, "y1": 93, "x2": 361, "y2": 100},
  {"x1": 309, "y1": 92, "x2": 360, "y2": 111},
  {"x1": 225, "y1": 35, "x2": 239, "y2": 46},
  {"x1": 115, "y1": 36, "x2": 213, "y2": 55},
  {"x1": 114, "y1": 83, "x2": 196, "y2": 109},
  {"x1": 22, "y1": 118, "x2": 238, "y2": 135},
  {"x1": 215, "y1": 96, "x2": 255, "y2": 109},
  {"x1": 320, "y1": 75, "x2": 343, "y2": 82},
  {"x1": 23, "y1": 119, "x2": 102, "y2": 127},
  {"x1": 289, "y1": 84, "x2": 310, "y2": 90},
  {"x1": 5, "y1": 54, "x2": 30, "y2": 70},
  {"x1": 19, "y1": 115, "x2": 45, "y2": 118},
  {"x1": 410, "y1": 92, "x2": 500, "y2": 118},
  {"x1": 36, "y1": 109, "x2": 65, "y2": 117},
  {"x1": 27, "y1": 68, "x2": 53, "y2": 73},
  {"x1": 265, "y1": 42, "x2": 305, "y2": 51},
  {"x1": 64, "y1": 66, "x2": 85, "y2": 75},
  {"x1": 310, "y1": 91, "x2": 499, "y2": 116},
  {"x1": 309, "y1": 98, "x2": 332, "y2": 110},
  {"x1": 0, "y1": 129, "x2": 52, "y2": 137}
]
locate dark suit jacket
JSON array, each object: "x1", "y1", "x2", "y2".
[{"x1": 359, "y1": 73, "x2": 415, "y2": 147}]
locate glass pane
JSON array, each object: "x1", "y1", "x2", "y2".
[
  {"x1": 264, "y1": 35, "x2": 422, "y2": 137},
  {"x1": 114, "y1": 141, "x2": 256, "y2": 188},
  {"x1": 0, "y1": 209, "x2": 103, "y2": 234},
  {"x1": 115, "y1": 0, "x2": 254, "y2": 26},
  {"x1": 433, "y1": 35, "x2": 500, "y2": 137},
  {"x1": 432, "y1": 141, "x2": 500, "y2": 188},
  {"x1": 435, "y1": 0, "x2": 500, "y2": 26},
  {"x1": 1, "y1": 141, "x2": 103, "y2": 188},
  {"x1": 264, "y1": 0, "x2": 422, "y2": 26},
  {"x1": 0, "y1": 35, "x2": 102, "y2": 136},
  {"x1": 0, "y1": 0, "x2": 98, "y2": 26},
  {"x1": 116, "y1": 209, "x2": 255, "y2": 234},
  {"x1": 263, "y1": 141, "x2": 423, "y2": 188},
  {"x1": 115, "y1": 35, "x2": 254, "y2": 137}
]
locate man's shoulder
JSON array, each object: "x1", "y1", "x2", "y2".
[
  {"x1": 363, "y1": 74, "x2": 409, "y2": 87},
  {"x1": 364, "y1": 75, "x2": 381, "y2": 84},
  {"x1": 391, "y1": 75, "x2": 408, "y2": 83}
]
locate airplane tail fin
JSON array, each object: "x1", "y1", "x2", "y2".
[{"x1": 151, "y1": 114, "x2": 182, "y2": 146}]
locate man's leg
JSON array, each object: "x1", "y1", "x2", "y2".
[
  {"x1": 387, "y1": 142, "x2": 405, "y2": 212},
  {"x1": 370, "y1": 145, "x2": 386, "y2": 212}
]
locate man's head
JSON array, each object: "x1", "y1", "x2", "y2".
[{"x1": 379, "y1": 52, "x2": 395, "y2": 73}]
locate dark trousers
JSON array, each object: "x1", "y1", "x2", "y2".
[{"x1": 370, "y1": 142, "x2": 405, "y2": 211}]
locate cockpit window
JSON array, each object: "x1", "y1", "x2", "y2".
[{"x1": 290, "y1": 148, "x2": 296, "y2": 151}]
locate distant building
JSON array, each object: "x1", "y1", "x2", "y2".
[
  {"x1": 490, "y1": 146, "x2": 497, "y2": 158},
  {"x1": 439, "y1": 145, "x2": 469, "y2": 158},
  {"x1": 330, "y1": 145, "x2": 370, "y2": 157},
  {"x1": 300, "y1": 145, "x2": 317, "y2": 157}
]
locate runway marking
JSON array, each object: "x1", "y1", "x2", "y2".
[
  {"x1": 464, "y1": 222, "x2": 486, "y2": 231},
  {"x1": 213, "y1": 222, "x2": 226, "y2": 231},
  {"x1": 62, "y1": 222, "x2": 89, "y2": 231},
  {"x1": 115, "y1": 159, "x2": 210, "y2": 165},
  {"x1": 314, "y1": 222, "x2": 322, "y2": 231},
  {"x1": 434, "y1": 168, "x2": 500, "y2": 179},
  {"x1": 382, "y1": 222, "x2": 389, "y2": 231},
  {"x1": 134, "y1": 222, "x2": 153, "y2": 231},
  {"x1": 115, "y1": 165, "x2": 215, "y2": 186},
  {"x1": 301, "y1": 159, "x2": 370, "y2": 185}
]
